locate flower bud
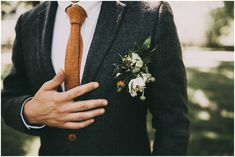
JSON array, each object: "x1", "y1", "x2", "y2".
[
  {"x1": 150, "y1": 77, "x2": 155, "y2": 82},
  {"x1": 140, "y1": 95, "x2": 146, "y2": 101}
]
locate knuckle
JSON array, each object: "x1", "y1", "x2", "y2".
[
  {"x1": 67, "y1": 92, "x2": 74, "y2": 99},
  {"x1": 57, "y1": 106, "x2": 66, "y2": 113},
  {"x1": 54, "y1": 75, "x2": 62, "y2": 83},
  {"x1": 52, "y1": 96, "x2": 60, "y2": 104},
  {"x1": 42, "y1": 81, "x2": 50, "y2": 88},
  {"x1": 76, "y1": 87, "x2": 82, "y2": 95},
  {"x1": 93, "y1": 100, "x2": 99, "y2": 106},
  {"x1": 54, "y1": 114, "x2": 63, "y2": 122},
  {"x1": 73, "y1": 90, "x2": 79, "y2": 98},
  {"x1": 97, "y1": 100, "x2": 103, "y2": 106},
  {"x1": 57, "y1": 95, "x2": 65, "y2": 102},
  {"x1": 78, "y1": 114, "x2": 86, "y2": 121},
  {"x1": 87, "y1": 113, "x2": 93, "y2": 119},
  {"x1": 89, "y1": 100, "x2": 98, "y2": 107},
  {"x1": 80, "y1": 104, "x2": 87, "y2": 110},
  {"x1": 58, "y1": 121, "x2": 66, "y2": 127}
]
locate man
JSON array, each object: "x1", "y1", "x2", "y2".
[{"x1": 2, "y1": 1, "x2": 190, "y2": 155}]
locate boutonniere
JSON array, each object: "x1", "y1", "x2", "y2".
[{"x1": 113, "y1": 36, "x2": 157, "y2": 101}]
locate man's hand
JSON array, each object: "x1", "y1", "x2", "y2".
[{"x1": 23, "y1": 69, "x2": 108, "y2": 129}]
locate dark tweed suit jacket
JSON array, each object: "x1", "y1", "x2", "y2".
[{"x1": 2, "y1": 1, "x2": 190, "y2": 156}]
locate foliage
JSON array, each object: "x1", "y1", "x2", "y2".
[
  {"x1": 206, "y1": 1, "x2": 234, "y2": 47},
  {"x1": 1, "y1": 121, "x2": 35, "y2": 156},
  {"x1": 1, "y1": 1, "x2": 40, "y2": 20},
  {"x1": 147, "y1": 60, "x2": 234, "y2": 155}
]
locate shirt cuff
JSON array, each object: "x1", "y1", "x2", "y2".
[{"x1": 20, "y1": 97, "x2": 46, "y2": 129}]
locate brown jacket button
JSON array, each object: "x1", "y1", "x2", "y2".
[{"x1": 68, "y1": 133, "x2": 77, "y2": 142}]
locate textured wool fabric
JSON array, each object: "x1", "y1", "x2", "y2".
[
  {"x1": 65, "y1": 5, "x2": 87, "y2": 90},
  {"x1": 2, "y1": 1, "x2": 190, "y2": 155}
]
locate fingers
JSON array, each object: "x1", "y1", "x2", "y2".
[
  {"x1": 42, "y1": 69, "x2": 65, "y2": 90},
  {"x1": 64, "y1": 108, "x2": 105, "y2": 122},
  {"x1": 60, "y1": 82, "x2": 99, "y2": 100},
  {"x1": 63, "y1": 99, "x2": 108, "y2": 112},
  {"x1": 62, "y1": 107, "x2": 105, "y2": 129},
  {"x1": 63, "y1": 119, "x2": 95, "y2": 129}
]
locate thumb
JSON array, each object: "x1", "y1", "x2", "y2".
[{"x1": 43, "y1": 68, "x2": 65, "y2": 90}]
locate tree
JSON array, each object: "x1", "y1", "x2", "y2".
[
  {"x1": 206, "y1": 1, "x2": 234, "y2": 47},
  {"x1": 1, "y1": 1, "x2": 40, "y2": 20}
]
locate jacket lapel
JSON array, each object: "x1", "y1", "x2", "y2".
[
  {"x1": 36, "y1": 2, "x2": 58, "y2": 83},
  {"x1": 36, "y1": 1, "x2": 127, "y2": 88},
  {"x1": 81, "y1": 1, "x2": 127, "y2": 84}
]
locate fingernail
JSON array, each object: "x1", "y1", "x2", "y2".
[
  {"x1": 91, "y1": 119, "x2": 94, "y2": 123},
  {"x1": 103, "y1": 100, "x2": 108, "y2": 106},
  {"x1": 94, "y1": 82, "x2": 99, "y2": 88}
]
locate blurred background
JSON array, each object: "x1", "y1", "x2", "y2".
[{"x1": 1, "y1": 1, "x2": 234, "y2": 156}]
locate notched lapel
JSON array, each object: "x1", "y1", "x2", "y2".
[
  {"x1": 81, "y1": 1, "x2": 127, "y2": 85},
  {"x1": 36, "y1": 2, "x2": 58, "y2": 83}
]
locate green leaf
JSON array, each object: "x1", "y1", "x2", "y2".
[
  {"x1": 118, "y1": 54, "x2": 124, "y2": 61},
  {"x1": 142, "y1": 36, "x2": 151, "y2": 50}
]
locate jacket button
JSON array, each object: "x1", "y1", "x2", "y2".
[{"x1": 68, "y1": 133, "x2": 77, "y2": 142}]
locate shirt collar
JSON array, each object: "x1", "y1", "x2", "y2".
[{"x1": 57, "y1": 1, "x2": 102, "y2": 18}]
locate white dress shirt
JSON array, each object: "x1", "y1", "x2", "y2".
[
  {"x1": 53, "y1": 1, "x2": 102, "y2": 90},
  {"x1": 21, "y1": 1, "x2": 102, "y2": 129}
]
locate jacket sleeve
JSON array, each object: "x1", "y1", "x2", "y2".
[
  {"x1": 146, "y1": 2, "x2": 190, "y2": 155},
  {"x1": 1, "y1": 15, "x2": 45, "y2": 136}
]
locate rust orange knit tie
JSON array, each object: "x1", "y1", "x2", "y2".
[{"x1": 65, "y1": 5, "x2": 87, "y2": 91}]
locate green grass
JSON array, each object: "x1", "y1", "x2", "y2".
[
  {"x1": 186, "y1": 61, "x2": 234, "y2": 155},
  {"x1": 147, "y1": 60, "x2": 234, "y2": 155},
  {"x1": 1, "y1": 121, "x2": 36, "y2": 156}
]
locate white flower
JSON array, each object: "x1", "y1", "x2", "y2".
[
  {"x1": 132, "y1": 67, "x2": 141, "y2": 74},
  {"x1": 131, "y1": 53, "x2": 143, "y2": 68},
  {"x1": 135, "y1": 60, "x2": 143, "y2": 68},
  {"x1": 128, "y1": 75, "x2": 147, "y2": 97},
  {"x1": 141, "y1": 72, "x2": 153, "y2": 83},
  {"x1": 124, "y1": 55, "x2": 132, "y2": 62},
  {"x1": 128, "y1": 80, "x2": 138, "y2": 97}
]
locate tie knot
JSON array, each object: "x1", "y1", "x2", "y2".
[{"x1": 66, "y1": 5, "x2": 87, "y2": 25}]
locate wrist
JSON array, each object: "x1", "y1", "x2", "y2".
[{"x1": 23, "y1": 99, "x2": 39, "y2": 124}]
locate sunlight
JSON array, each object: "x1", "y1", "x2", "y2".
[
  {"x1": 203, "y1": 131, "x2": 219, "y2": 139},
  {"x1": 197, "y1": 111, "x2": 210, "y2": 121},
  {"x1": 220, "y1": 110, "x2": 234, "y2": 119},
  {"x1": 188, "y1": 88, "x2": 218, "y2": 111},
  {"x1": 25, "y1": 137, "x2": 40, "y2": 156},
  {"x1": 220, "y1": 69, "x2": 234, "y2": 80},
  {"x1": 183, "y1": 48, "x2": 233, "y2": 69},
  {"x1": 194, "y1": 90, "x2": 210, "y2": 108},
  {"x1": 169, "y1": 1, "x2": 224, "y2": 46}
]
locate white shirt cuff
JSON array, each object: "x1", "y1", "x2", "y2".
[{"x1": 20, "y1": 97, "x2": 46, "y2": 129}]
